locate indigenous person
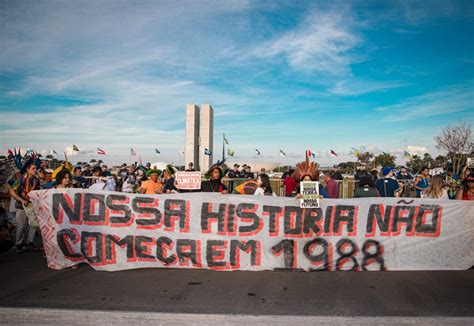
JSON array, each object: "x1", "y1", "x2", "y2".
[
  {"x1": 375, "y1": 166, "x2": 401, "y2": 197},
  {"x1": 414, "y1": 166, "x2": 430, "y2": 197},
  {"x1": 455, "y1": 173, "x2": 474, "y2": 201},
  {"x1": 201, "y1": 165, "x2": 228, "y2": 193},
  {"x1": 162, "y1": 165, "x2": 178, "y2": 194},
  {"x1": 421, "y1": 175, "x2": 449, "y2": 199},
  {"x1": 292, "y1": 157, "x2": 328, "y2": 199},
  {"x1": 139, "y1": 169, "x2": 163, "y2": 194},
  {"x1": 441, "y1": 166, "x2": 460, "y2": 199},
  {"x1": 9, "y1": 159, "x2": 42, "y2": 253},
  {"x1": 254, "y1": 173, "x2": 276, "y2": 196},
  {"x1": 354, "y1": 177, "x2": 379, "y2": 198},
  {"x1": 55, "y1": 169, "x2": 72, "y2": 189}
]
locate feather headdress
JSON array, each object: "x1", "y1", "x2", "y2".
[{"x1": 291, "y1": 156, "x2": 319, "y2": 182}]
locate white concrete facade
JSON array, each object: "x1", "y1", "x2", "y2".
[
  {"x1": 185, "y1": 104, "x2": 200, "y2": 171},
  {"x1": 199, "y1": 104, "x2": 213, "y2": 173}
]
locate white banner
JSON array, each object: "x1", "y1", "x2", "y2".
[{"x1": 29, "y1": 189, "x2": 474, "y2": 272}]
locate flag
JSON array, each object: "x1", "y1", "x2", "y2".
[
  {"x1": 404, "y1": 151, "x2": 411, "y2": 159},
  {"x1": 155, "y1": 148, "x2": 160, "y2": 155},
  {"x1": 224, "y1": 135, "x2": 229, "y2": 145},
  {"x1": 73, "y1": 144, "x2": 80, "y2": 152},
  {"x1": 204, "y1": 148, "x2": 212, "y2": 156},
  {"x1": 7, "y1": 149, "x2": 13, "y2": 157},
  {"x1": 97, "y1": 147, "x2": 106, "y2": 155},
  {"x1": 227, "y1": 148, "x2": 235, "y2": 157},
  {"x1": 130, "y1": 148, "x2": 136, "y2": 156},
  {"x1": 255, "y1": 149, "x2": 261, "y2": 156},
  {"x1": 180, "y1": 149, "x2": 184, "y2": 156},
  {"x1": 280, "y1": 149, "x2": 286, "y2": 157},
  {"x1": 306, "y1": 150, "x2": 316, "y2": 158},
  {"x1": 330, "y1": 150, "x2": 338, "y2": 157}
]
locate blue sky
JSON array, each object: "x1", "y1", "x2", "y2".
[{"x1": 0, "y1": 0, "x2": 473, "y2": 166}]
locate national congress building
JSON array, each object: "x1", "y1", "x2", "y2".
[{"x1": 185, "y1": 104, "x2": 214, "y2": 172}]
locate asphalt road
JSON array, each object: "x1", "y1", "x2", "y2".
[{"x1": 0, "y1": 250, "x2": 473, "y2": 323}]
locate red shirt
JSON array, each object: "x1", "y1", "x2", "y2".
[
  {"x1": 283, "y1": 177, "x2": 297, "y2": 196},
  {"x1": 325, "y1": 179, "x2": 339, "y2": 198}
]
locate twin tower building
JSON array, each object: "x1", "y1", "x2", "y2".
[{"x1": 185, "y1": 104, "x2": 214, "y2": 172}]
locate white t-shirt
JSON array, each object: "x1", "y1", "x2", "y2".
[
  {"x1": 421, "y1": 188, "x2": 449, "y2": 199},
  {"x1": 254, "y1": 187, "x2": 276, "y2": 196},
  {"x1": 89, "y1": 181, "x2": 107, "y2": 191},
  {"x1": 89, "y1": 178, "x2": 116, "y2": 191}
]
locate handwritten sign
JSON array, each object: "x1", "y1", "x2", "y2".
[{"x1": 175, "y1": 172, "x2": 201, "y2": 190}]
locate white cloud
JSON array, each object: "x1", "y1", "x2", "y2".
[
  {"x1": 64, "y1": 146, "x2": 95, "y2": 157},
  {"x1": 329, "y1": 80, "x2": 406, "y2": 96},
  {"x1": 376, "y1": 85, "x2": 474, "y2": 122},
  {"x1": 251, "y1": 8, "x2": 361, "y2": 75},
  {"x1": 407, "y1": 145, "x2": 429, "y2": 156}
]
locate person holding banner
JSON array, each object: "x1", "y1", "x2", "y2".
[
  {"x1": 421, "y1": 175, "x2": 448, "y2": 199},
  {"x1": 292, "y1": 156, "x2": 328, "y2": 199},
  {"x1": 201, "y1": 165, "x2": 228, "y2": 193},
  {"x1": 55, "y1": 169, "x2": 72, "y2": 189},
  {"x1": 9, "y1": 159, "x2": 41, "y2": 253},
  {"x1": 139, "y1": 169, "x2": 163, "y2": 194},
  {"x1": 162, "y1": 165, "x2": 178, "y2": 194},
  {"x1": 254, "y1": 174, "x2": 276, "y2": 196}
]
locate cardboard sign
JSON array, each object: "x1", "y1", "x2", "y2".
[
  {"x1": 300, "y1": 181, "x2": 319, "y2": 208},
  {"x1": 175, "y1": 172, "x2": 201, "y2": 190},
  {"x1": 29, "y1": 189, "x2": 474, "y2": 272}
]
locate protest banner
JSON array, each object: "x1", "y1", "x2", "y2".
[
  {"x1": 175, "y1": 172, "x2": 201, "y2": 190},
  {"x1": 300, "y1": 181, "x2": 319, "y2": 208},
  {"x1": 29, "y1": 189, "x2": 474, "y2": 272}
]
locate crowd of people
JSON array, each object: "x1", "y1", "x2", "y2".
[{"x1": 0, "y1": 151, "x2": 473, "y2": 255}]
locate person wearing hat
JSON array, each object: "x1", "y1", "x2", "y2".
[
  {"x1": 375, "y1": 166, "x2": 401, "y2": 197},
  {"x1": 9, "y1": 159, "x2": 42, "y2": 253},
  {"x1": 201, "y1": 165, "x2": 228, "y2": 193},
  {"x1": 162, "y1": 165, "x2": 178, "y2": 194},
  {"x1": 139, "y1": 169, "x2": 163, "y2": 194}
]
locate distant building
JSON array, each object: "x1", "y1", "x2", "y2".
[
  {"x1": 185, "y1": 104, "x2": 214, "y2": 172},
  {"x1": 185, "y1": 104, "x2": 200, "y2": 170}
]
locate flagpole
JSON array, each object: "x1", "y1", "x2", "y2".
[{"x1": 222, "y1": 133, "x2": 225, "y2": 162}]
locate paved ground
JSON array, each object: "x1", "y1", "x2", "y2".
[{"x1": 0, "y1": 250, "x2": 473, "y2": 324}]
